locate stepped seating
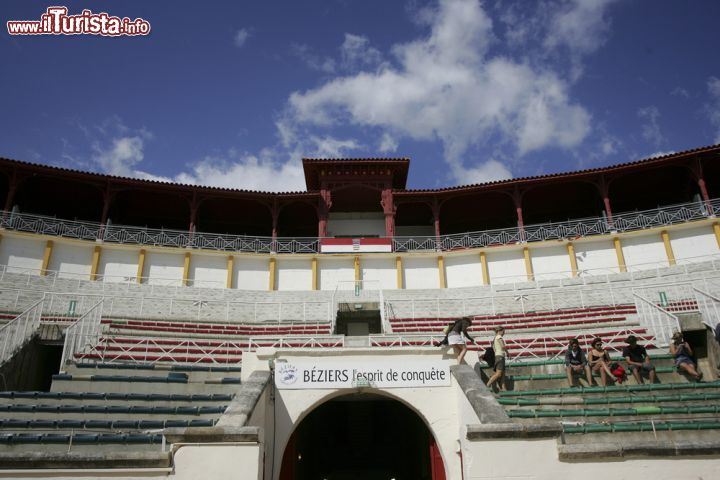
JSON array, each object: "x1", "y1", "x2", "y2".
[
  {"x1": 0, "y1": 365, "x2": 240, "y2": 451},
  {"x1": 491, "y1": 350, "x2": 720, "y2": 444},
  {"x1": 390, "y1": 305, "x2": 637, "y2": 334},
  {"x1": 103, "y1": 317, "x2": 332, "y2": 337}
]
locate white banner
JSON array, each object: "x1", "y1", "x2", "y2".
[{"x1": 274, "y1": 359, "x2": 452, "y2": 389}]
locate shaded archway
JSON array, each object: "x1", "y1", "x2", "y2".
[
  {"x1": 609, "y1": 165, "x2": 697, "y2": 213},
  {"x1": 196, "y1": 196, "x2": 272, "y2": 236},
  {"x1": 108, "y1": 189, "x2": 190, "y2": 230},
  {"x1": 279, "y1": 393, "x2": 444, "y2": 480},
  {"x1": 13, "y1": 176, "x2": 104, "y2": 221},
  {"x1": 277, "y1": 201, "x2": 318, "y2": 238},
  {"x1": 395, "y1": 201, "x2": 434, "y2": 236},
  {"x1": 439, "y1": 191, "x2": 516, "y2": 234},
  {"x1": 522, "y1": 181, "x2": 603, "y2": 224},
  {"x1": 702, "y1": 157, "x2": 720, "y2": 200}
]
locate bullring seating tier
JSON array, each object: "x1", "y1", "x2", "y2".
[
  {"x1": 0, "y1": 363, "x2": 241, "y2": 452},
  {"x1": 488, "y1": 350, "x2": 720, "y2": 444}
]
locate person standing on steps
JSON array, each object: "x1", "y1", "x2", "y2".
[
  {"x1": 486, "y1": 326, "x2": 507, "y2": 391},
  {"x1": 446, "y1": 316, "x2": 475, "y2": 364}
]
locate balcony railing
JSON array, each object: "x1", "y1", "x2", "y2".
[{"x1": 0, "y1": 198, "x2": 717, "y2": 254}]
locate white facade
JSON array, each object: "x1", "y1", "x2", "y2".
[{"x1": 0, "y1": 221, "x2": 717, "y2": 292}]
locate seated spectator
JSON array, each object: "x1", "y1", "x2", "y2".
[
  {"x1": 588, "y1": 337, "x2": 614, "y2": 386},
  {"x1": 565, "y1": 338, "x2": 593, "y2": 387},
  {"x1": 670, "y1": 331, "x2": 703, "y2": 381},
  {"x1": 622, "y1": 335, "x2": 656, "y2": 384}
]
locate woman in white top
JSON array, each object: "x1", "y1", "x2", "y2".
[{"x1": 486, "y1": 326, "x2": 506, "y2": 391}]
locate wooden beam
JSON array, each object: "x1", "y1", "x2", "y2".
[
  {"x1": 41, "y1": 240, "x2": 53, "y2": 276},
  {"x1": 613, "y1": 237, "x2": 626, "y2": 273},
  {"x1": 566, "y1": 242, "x2": 578, "y2": 277},
  {"x1": 661, "y1": 230, "x2": 676, "y2": 266},
  {"x1": 311, "y1": 257, "x2": 318, "y2": 290},
  {"x1": 183, "y1": 252, "x2": 192, "y2": 287},
  {"x1": 268, "y1": 257, "x2": 276, "y2": 291},
  {"x1": 90, "y1": 245, "x2": 102, "y2": 281},
  {"x1": 438, "y1": 255, "x2": 446, "y2": 288},
  {"x1": 396, "y1": 256, "x2": 404, "y2": 289},
  {"x1": 137, "y1": 249, "x2": 146, "y2": 284},
  {"x1": 479, "y1": 251, "x2": 489, "y2": 285},
  {"x1": 226, "y1": 255, "x2": 234, "y2": 289},
  {"x1": 523, "y1": 247, "x2": 534, "y2": 281}
]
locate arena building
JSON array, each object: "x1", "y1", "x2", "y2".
[{"x1": 0, "y1": 145, "x2": 718, "y2": 479}]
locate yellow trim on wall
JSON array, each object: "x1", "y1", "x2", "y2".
[
  {"x1": 713, "y1": 222, "x2": 720, "y2": 249},
  {"x1": 479, "y1": 251, "x2": 489, "y2": 285},
  {"x1": 183, "y1": 252, "x2": 192, "y2": 286},
  {"x1": 137, "y1": 249, "x2": 146, "y2": 284},
  {"x1": 523, "y1": 247, "x2": 534, "y2": 281},
  {"x1": 396, "y1": 256, "x2": 404, "y2": 289},
  {"x1": 311, "y1": 257, "x2": 318, "y2": 290},
  {"x1": 41, "y1": 240, "x2": 53, "y2": 276},
  {"x1": 269, "y1": 257, "x2": 276, "y2": 291},
  {"x1": 613, "y1": 237, "x2": 626, "y2": 273},
  {"x1": 226, "y1": 255, "x2": 234, "y2": 289},
  {"x1": 90, "y1": 245, "x2": 102, "y2": 281},
  {"x1": 438, "y1": 256, "x2": 446, "y2": 288},
  {"x1": 661, "y1": 230, "x2": 676, "y2": 266},
  {"x1": 354, "y1": 256, "x2": 360, "y2": 282},
  {"x1": 566, "y1": 242, "x2": 578, "y2": 277}
]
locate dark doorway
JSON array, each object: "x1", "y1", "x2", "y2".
[
  {"x1": 279, "y1": 394, "x2": 442, "y2": 480},
  {"x1": 0, "y1": 340, "x2": 62, "y2": 391},
  {"x1": 335, "y1": 303, "x2": 381, "y2": 336}
]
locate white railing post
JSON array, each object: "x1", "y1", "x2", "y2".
[
  {"x1": 693, "y1": 287, "x2": 720, "y2": 330},
  {"x1": 0, "y1": 298, "x2": 43, "y2": 365},
  {"x1": 60, "y1": 299, "x2": 104, "y2": 371},
  {"x1": 632, "y1": 292, "x2": 680, "y2": 347}
]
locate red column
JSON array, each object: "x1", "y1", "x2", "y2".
[
  {"x1": 690, "y1": 158, "x2": 712, "y2": 213},
  {"x1": 187, "y1": 192, "x2": 199, "y2": 246},
  {"x1": 513, "y1": 187, "x2": 525, "y2": 241},
  {"x1": 431, "y1": 199, "x2": 441, "y2": 242},
  {"x1": 381, "y1": 186, "x2": 396, "y2": 238},
  {"x1": 596, "y1": 175, "x2": 614, "y2": 229},
  {"x1": 317, "y1": 189, "x2": 332, "y2": 238},
  {"x1": 271, "y1": 199, "x2": 280, "y2": 251},
  {"x1": 3, "y1": 169, "x2": 19, "y2": 213},
  {"x1": 98, "y1": 183, "x2": 113, "y2": 240}
]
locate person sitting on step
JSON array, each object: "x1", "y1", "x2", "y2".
[
  {"x1": 622, "y1": 335, "x2": 657, "y2": 384},
  {"x1": 565, "y1": 338, "x2": 593, "y2": 387},
  {"x1": 670, "y1": 331, "x2": 703, "y2": 381}
]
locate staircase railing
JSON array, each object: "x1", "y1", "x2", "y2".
[
  {"x1": 632, "y1": 293, "x2": 681, "y2": 347},
  {"x1": 60, "y1": 299, "x2": 104, "y2": 370},
  {"x1": 693, "y1": 287, "x2": 720, "y2": 330},
  {"x1": 0, "y1": 298, "x2": 43, "y2": 365}
]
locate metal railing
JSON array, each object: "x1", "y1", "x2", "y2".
[
  {"x1": 694, "y1": 287, "x2": 720, "y2": 330},
  {"x1": 0, "y1": 298, "x2": 43, "y2": 365},
  {"x1": 0, "y1": 198, "x2": 717, "y2": 254},
  {"x1": 60, "y1": 300, "x2": 104, "y2": 370},
  {"x1": 331, "y1": 280, "x2": 385, "y2": 331},
  {"x1": 632, "y1": 293, "x2": 681, "y2": 347}
]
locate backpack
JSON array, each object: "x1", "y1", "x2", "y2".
[
  {"x1": 482, "y1": 346, "x2": 496, "y2": 368},
  {"x1": 610, "y1": 362, "x2": 626, "y2": 384}
]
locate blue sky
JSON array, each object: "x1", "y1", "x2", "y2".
[{"x1": 2, "y1": 0, "x2": 720, "y2": 192}]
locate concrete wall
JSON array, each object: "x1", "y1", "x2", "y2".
[
  {"x1": 462, "y1": 437, "x2": 720, "y2": 480},
  {"x1": 0, "y1": 220, "x2": 717, "y2": 292}
]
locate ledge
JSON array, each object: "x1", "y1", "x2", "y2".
[
  {"x1": 467, "y1": 422, "x2": 563, "y2": 440},
  {"x1": 451, "y1": 364, "x2": 510, "y2": 424},
  {"x1": 0, "y1": 451, "x2": 171, "y2": 470},
  {"x1": 163, "y1": 426, "x2": 260, "y2": 444},
  {"x1": 558, "y1": 440, "x2": 720, "y2": 460}
]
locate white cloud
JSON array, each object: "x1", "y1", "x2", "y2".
[
  {"x1": 671, "y1": 86, "x2": 690, "y2": 98},
  {"x1": 378, "y1": 133, "x2": 398, "y2": 153},
  {"x1": 637, "y1": 106, "x2": 664, "y2": 146},
  {"x1": 234, "y1": 28, "x2": 251, "y2": 48},
  {"x1": 544, "y1": 0, "x2": 618, "y2": 56},
  {"x1": 340, "y1": 34, "x2": 383, "y2": 70},
  {"x1": 92, "y1": 136, "x2": 145, "y2": 177},
  {"x1": 309, "y1": 135, "x2": 362, "y2": 158},
  {"x1": 707, "y1": 76, "x2": 720, "y2": 143},
  {"x1": 285, "y1": 0, "x2": 590, "y2": 185},
  {"x1": 291, "y1": 43, "x2": 336, "y2": 73}
]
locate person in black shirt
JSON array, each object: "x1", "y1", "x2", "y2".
[
  {"x1": 564, "y1": 338, "x2": 593, "y2": 387},
  {"x1": 622, "y1": 335, "x2": 656, "y2": 384}
]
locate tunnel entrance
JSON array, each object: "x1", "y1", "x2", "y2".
[{"x1": 279, "y1": 393, "x2": 444, "y2": 480}]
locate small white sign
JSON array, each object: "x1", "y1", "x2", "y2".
[{"x1": 274, "y1": 360, "x2": 451, "y2": 389}]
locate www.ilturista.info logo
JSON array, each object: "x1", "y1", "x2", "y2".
[{"x1": 7, "y1": 6, "x2": 151, "y2": 36}]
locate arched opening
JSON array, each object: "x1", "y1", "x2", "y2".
[
  {"x1": 702, "y1": 157, "x2": 720, "y2": 200},
  {"x1": 609, "y1": 165, "x2": 697, "y2": 213},
  {"x1": 13, "y1": 176, "x2": 104, "y2": 221},
  {"x1": 522, "y1": 181, "x2": 604, "y2": 225},
  {"x1": 279, "y1": 393, "x2": 444, "y2": 480},
  {"x1": 108, "y1": 189, "x2": 190, "y2": 230},
  {"x1": 196, "y1": 196, "x2": 272, "y2": 236},
  {"x1": 440, "y1": 191, "x2": 516, "y2": 234},
  {"x1": 395, "y1": 201, "x2": 434, "y2": 237},
  {"x1": 278, "y1": 201, "x2": 318, "y2": 238}
]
